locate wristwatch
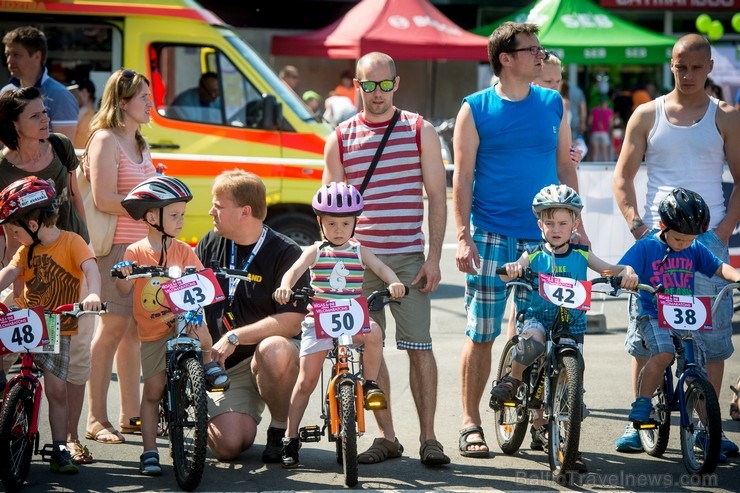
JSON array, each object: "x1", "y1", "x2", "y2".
[{"x1": 227, "y1": 332, "x2": 239, "y2": 346}]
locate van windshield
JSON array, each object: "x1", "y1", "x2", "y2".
[{"x1": 224, "y1": 32, "x2": 317, "y2": 123}]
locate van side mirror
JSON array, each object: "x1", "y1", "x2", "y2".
[{"x1": 261, "y1": 94, "x2": 282, "y2": 130}]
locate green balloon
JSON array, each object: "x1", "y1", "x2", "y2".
[
  {"x1": 708, "y1": 20, "x2": 724, "y2": 40},
  {"x1": 732, "y1": 12, "x2": 740, "y2": 33},
  {"x1": 696, "y1": 13, "x2": 712, "y2": 33}
]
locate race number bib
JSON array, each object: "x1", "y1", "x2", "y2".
[
  {"x1": 161, "y1": 269, "x2": 225, "y2": 314},
  {"x1": 657, "y1": 294, "x2": 712, "y2": 331},
  {"x1": 313, "y1": 297, "x2": 370, "y2": 340},
  {"x1": 539, "y1": 274, "x2": 592, "y2": 311},
  {"x1": 0, "y1": 307, "x2": 49, "y2": 354}
]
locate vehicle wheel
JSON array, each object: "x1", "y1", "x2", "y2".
[
  {"x1": 680, "y1": 377, "x2": 721, "y2": 475},
  {"x1": 548, "y1": 353, "x2": 583, "y2": 483},
  {"x1": 171, "y1": 357, "x2": 208, "y2": 491},
  {"x1": 0, "y1": 385, "x2": 35, "y2": 491},
  {"x1": 338, "y1": 383, "x2": 358, "y2": 487},
  {"x1": 493, "y1": 337, "x2": 529, "y2": 454},
  {"x1": 266, "y1": 213, "x2": 320, "y2": 247},
  {"x1": 636, "y1": 367, "x2": 671, "y2": 457}
]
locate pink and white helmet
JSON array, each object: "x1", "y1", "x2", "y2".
[{"x1": 312, "y1": 182, "x2": 363, "y2": 217}]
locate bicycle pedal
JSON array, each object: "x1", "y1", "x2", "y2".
[
  {"x1": 299, "y1": 425, "x2": 323, "y2": 442},
  {"x1": 39, "y1": 443, "x2": 55, "y2": 462},
  {"x1": 129, "y1": 416, "x2": 142, "y2": 427},
  {"x1": 633, "y1": 420, "x2": 658, "y2": 430}
]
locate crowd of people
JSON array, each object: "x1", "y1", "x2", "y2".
[{"x1": 0, "y1": 20, "x2": 738, "y2": 486}]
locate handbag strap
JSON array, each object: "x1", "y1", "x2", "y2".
[{"x1": 358, "y1": 108, "x2": 401, "y2": 195}]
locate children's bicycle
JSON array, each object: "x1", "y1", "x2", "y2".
[
  {"x1": 113, "y1": 264, "x2": 228, "y2": 491},
  {"x1": 617, "y1": 281, "x2": 738, "y2": 476},
  {"x1": 490, "y1": 268, "x2": 615, "y2": 483},
  {"x1": 0, "y1": 302, "x2": 106, "y2": 492},
  {"x1": 289, "y1": 286, "x2": 406, "y2": 488}
]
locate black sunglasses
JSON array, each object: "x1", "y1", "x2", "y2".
[
  {"x1": 357, "y1": 79, "x2": 396, "y2": 93},
  {"x1": 121, "y1": 69, "x2": 137, "y2": 80}
]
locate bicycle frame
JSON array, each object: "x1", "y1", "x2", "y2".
[
  {"x1": 324, "y1": 338, "x2": 366, "y2": 438},
  {"x1": 2, "y1": 353, "x2": 44, "y2": 447}
]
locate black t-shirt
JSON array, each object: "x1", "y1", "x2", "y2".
[{"x1": 195, "y1": 227, "x2": 309, "y2": 369}]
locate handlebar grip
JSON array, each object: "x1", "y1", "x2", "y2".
[{"x1": 495, "y1": 267, "x2": 507, "y2": 275}]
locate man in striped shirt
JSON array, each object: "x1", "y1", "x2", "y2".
[{"x1": 323, "y1": 51, "x2": 450, "y2": 466}]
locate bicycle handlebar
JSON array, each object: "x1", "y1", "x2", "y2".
[
  {"x1": 495, "y1": 267, "x2": 661, "y2": 296},
  {"x1": 0, "y1": 302, "x2": 107, "y2": 317},
  {"x1": 712, "y1": 282, "x2": 740, "y2": 316},
  {"x1": 286, "y1": 286, "x2": 410, "y2": 311}
]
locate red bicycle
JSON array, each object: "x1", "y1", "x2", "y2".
[{"x1": 0, "y1": 302, "x2": 105, "y2": 491}]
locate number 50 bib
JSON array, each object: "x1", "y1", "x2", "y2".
[{"x1": 313, "y1": 297, "x2": 370, "y2": 340}]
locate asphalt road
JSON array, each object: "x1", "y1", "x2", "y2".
[{"x1": 17, "y1": 199, "x2": 740, "y2": 492}]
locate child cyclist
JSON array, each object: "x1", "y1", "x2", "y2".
[
  {"x1": 619, "y1": 188, "x2": 740, "y2": 444},
  {"x1": 273, "y1": 182, "x2": 406, "y2": 468},
  {"x1": 113, "y1": 176, "x2": 230, "y2": 476},
  {"x1": 490, "y1": 184, "x2": 638, "y2": 460},
  {"x1": 0, "y1": 176, "x2": 102, "y2": 474}
]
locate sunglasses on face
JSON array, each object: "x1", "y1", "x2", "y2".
[{"x1": 357, "y1": 78, "x2": 396, "y2": 93}]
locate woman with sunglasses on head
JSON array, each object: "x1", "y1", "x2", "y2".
[{"x1": 84, "y1": 69, "x2": 156, "y2": 445}]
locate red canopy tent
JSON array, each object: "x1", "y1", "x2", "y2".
[{"x1": 270, "y1": 0, "x2": 489, "y2": 62}]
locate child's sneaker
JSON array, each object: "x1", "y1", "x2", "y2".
[
  {"x1": 721, "y1": 431, "x2": 739, "y2": 457},
  {"x1": 139, "y1": 451, "x2": 162, "y2": 476},
  {"x1": 490, "y1": 376, "x2": 522, "y2": 404},
  {"x1": 628, "y1": 397, "x2": 653, "y2": 423},
  {"x1": 203, "y1": 361, "x2": 230, "y2": 391},
  {"x1": 50, "y1": 447, "x2": 79, "y2": 474},
  {"x1": 363, "y1": 380, "x2": 387, "y2": 410},
  {"x1": 281, "y1": 437, "x2": 300, "y2": 468},
  {"x1": 615, "y1": 423, "x2": 643, "y2": 452}
]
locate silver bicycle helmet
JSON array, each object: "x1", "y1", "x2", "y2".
[
  {"x1": 532, "y1": 184, "x2": 583, "y2": 217},
  {"x1": 122, "y1": 176, "x2": 193, "y2": 221}
]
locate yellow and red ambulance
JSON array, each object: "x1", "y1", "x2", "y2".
[{"x1": 0, "y1": 0, "x2": 329, "y2": 245}]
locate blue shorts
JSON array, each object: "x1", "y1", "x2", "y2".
[
  {"x1": 464, "y1": 227, "x2": 539, "y2": 343},
  {"x1": 636, "y1": 315, "x2": 707, "y2": 370},
  {"x1": 625, "y1": 229, "x2": 734, "y2": 362}
]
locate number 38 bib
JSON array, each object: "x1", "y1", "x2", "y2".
[{"x1": 657, "y1": 293, "x2": 712, "y2": 331}]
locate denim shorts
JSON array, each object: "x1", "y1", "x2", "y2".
[
  {"x1": 464, "y1": 227, "x2": 539, "y2": 343},
  {"x1": 625, "y1": 229, "x2": 734, "y2": 362},
  {"x1": 636, "y1": 315, "x2": 707, "y2": 370}
]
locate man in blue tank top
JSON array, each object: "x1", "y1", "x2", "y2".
[
  {"x1": 613, "y1": 33, "x2": 740, "y2": 457},
  {"x1": 452, "y1": 21, "x2": 585, "y2": 458}
]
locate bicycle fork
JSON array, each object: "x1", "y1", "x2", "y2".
[{"x1": 327, "y1": 346, "x2": 365, "y2": 438}]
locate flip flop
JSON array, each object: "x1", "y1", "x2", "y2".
[{"x1": 84, "y1": 421, "x2": 125, "y2": 444}]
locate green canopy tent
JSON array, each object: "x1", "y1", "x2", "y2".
[{"x1": 472, "y1": 0, "x2": 676, "y2": 66}]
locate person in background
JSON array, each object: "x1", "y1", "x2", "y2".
[
  {"x1": 279, "y1": 65, "x2": 300, "y2": 93},
  {"x1": 568, "y1": 78, "x2": 587, "y2": 143},
  {"x1": 332, "y1": 70, "x2": 356, "y2": 104},
  {"x1": 613, "y1": 33, "x2": 740, "y2": 459},
  {"x1": 169, "y1": 72, "x2": 221, "y2": 124},
  {"x1": 323, "y1": 91, "x2": 357, "y2": 127},
  {"x1": 588, "y1": 96, "x2": 614, "y2": 162},
  {"x1": 2, "y1": 26, "x2": 78, "y2": 140},
  {"x1": 72, "y1": 79, "x2": 96, "y2": 148},
  {"x1": 85, "y1": 69, "x2": 156, "y2": 445},
  {"x1": 301, "y1": 90, "x2": 323, "y2": 120}
]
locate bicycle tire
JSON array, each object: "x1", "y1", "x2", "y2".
[
  {"x1": 338, "y1": 382, "x2": 358, "y2": 487},
  {"x1": 171, "y1": 357, "x2": 208, "y2": 491},
  {"x1": 680, "y1": 377, "x2": 721, "y2": 475},
  {"x1": 636, "y1": 367, "x2": 671, "y2": 457},
  {"x1": 0, "y1": 384, "x2": 35, "y2": 491},
  {"x1": 548, "y1": 353, "x2": 583, "y2": 483},
  {"x1": 493, "y1": 337, "x2": 529, "y2": 454}
]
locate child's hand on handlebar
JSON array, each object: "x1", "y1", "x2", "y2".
[
  {"x1": 80, "y1": 294, "x2": 103, "y2": 312},
  {"x1": 112, "y1": 260, "x2": 136, "y2": 278},
  {"x1": 273, "y1": 286, "x2": 293, "y2": 305},
  {"x1": 504, "y1": 262, "x2": 523, "y2": 279},
  {"x1": 388, "y1": 282, "x2": 406, "y2": 299},
  {"x1": 619, "y1": 266, "x2": 638, "y2": 291}
]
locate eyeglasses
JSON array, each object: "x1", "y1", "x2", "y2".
[
  {"x1": 357, "y1": 79, "x2": 396, "y2": 93},
  {"x1": 508, "y1": 46, "x2": 547, "y2": 57}
]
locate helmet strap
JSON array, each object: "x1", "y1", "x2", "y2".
[
  {"x1": 18, "y1": 219, "x2": 41, "y2": 268},
  {"x1": 318, "y1": 217, "x2": 356, "y2": 248},
  {"x1": 657, "y1": 229, "x2": 675, "y2": 268},
  {"x1": 145, "y1": 209, "x2": 174, "y2": 266}
]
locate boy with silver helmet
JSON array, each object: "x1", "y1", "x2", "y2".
[{"x1": 490, "y1": 184, "x2": 637, "y2": 457}]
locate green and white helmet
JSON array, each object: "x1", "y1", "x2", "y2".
[{"x1": 532, "y1": 184, "x2": 583, "y2": 217}]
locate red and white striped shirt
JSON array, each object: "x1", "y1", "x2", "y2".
[{"x1": 336, "y1": 109, "x2": 425, "y2": 255}]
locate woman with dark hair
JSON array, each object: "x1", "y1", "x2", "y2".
[{"x1": 84, "y1": 69, "x2": 156, "y2": 445}]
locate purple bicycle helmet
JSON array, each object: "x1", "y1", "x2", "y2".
[{"x1": 312, "y1": 182, "x2": 363, "y2": 217}]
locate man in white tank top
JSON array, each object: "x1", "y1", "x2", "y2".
[{"x1": 613, "y1": 33, "x2": 740, "y2": 456}]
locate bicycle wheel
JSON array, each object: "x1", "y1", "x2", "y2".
[
  {"x1": 548, "y1": 353, "x2": 583, "y2": 483},
  {"x1": 0, "y1": 384, "x2": 35, "y2": 491},
  {"x1": 171, "y1": 357, "x2": 208, "y2": 491},
  {"x1": 493, "y1": 337, "x2": 529, "y2": 454},
  {"x1": 680, "y1": 377, "x2": 721, "y2": 475},
  {"x1": 636, "y1": 367, "x2": 671, "y2": 457},
  {"x1": 338, "y1": 382, "x2": 358, "y2": 487}
]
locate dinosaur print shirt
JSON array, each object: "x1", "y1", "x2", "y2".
[
  {"x1": 11, "y1": 230, "x2": 95, "y2": 336},
  {"x1": 310, "y1": 240, "x2": 365, "y2": 301}
]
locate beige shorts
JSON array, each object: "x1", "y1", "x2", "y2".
[
  {"x1": 98, "y1": 244, "x2": 134, "y2": 316},
  {"x1": 208, "y1": 338, "x2": 300, "y2": 423},
  {"x1": 140, "y1": 336, "x2": 168, "y2": 381},
  {"x1": 67, "y1": 271, "x2": 95, "y2": 386}
]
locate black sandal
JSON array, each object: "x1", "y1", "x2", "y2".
[
  {"x1": 203, "y1": 361, "x2": 230, "y2": 391},
  {"x1": 458, "y1": 425, "x2": 489, "y2": 458}
]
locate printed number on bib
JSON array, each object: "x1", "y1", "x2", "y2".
[
  {"x1": 657, "y1": 294, "x2": 712, "y2": 331},
  {"x1": 539, "y1": 274, "x2": 592, "y2": 311},
  {"x1": 313, "y1": 297, "x2": 370, "y2": 339},
  {"x1": 162, "y1": 269, "x2": 225, "y2": 313},
  {"x1": 0, "y1": 307, "x2": 49, "y2": 354}
]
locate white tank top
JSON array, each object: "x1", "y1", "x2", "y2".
[{"x1": 642, "y1": 96, "x2": 726, "y2": 229}]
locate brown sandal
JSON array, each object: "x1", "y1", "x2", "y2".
[
  {"x1": 357, "y1": 437, "x2": 404, "y2": 464},
  {"x1": 730, "y1": 379, "x2": 740, "y2": 421},
  {"x1": 67, "y1": 439, "x2": 93, "y2": 464}
]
